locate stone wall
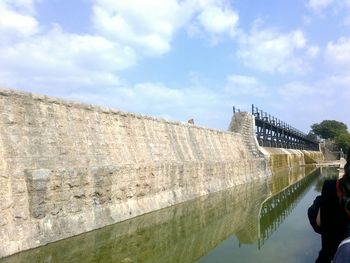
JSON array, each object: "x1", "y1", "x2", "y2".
[{"x1": 0, "y1": 88, "x2": 268, "y2": 258}]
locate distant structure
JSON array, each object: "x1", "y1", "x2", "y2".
[{"x1": 250, "y1": 104, "x2": 319, "y2": 151}]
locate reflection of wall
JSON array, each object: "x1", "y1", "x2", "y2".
[
  {"x1": 269, "y1": 166, "x2": 315, "y2": 195},
  {"x1": 0, "y1": 89, "x2": 270, "y2": 258},
  {"x1": 259, "y1": 168, "x2": 319, "y2": 247}
]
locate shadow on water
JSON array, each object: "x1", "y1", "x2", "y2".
[{"x1": 1, "y1": 166, "x2": 334, "y2": 263}]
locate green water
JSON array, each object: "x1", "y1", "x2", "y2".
[{"x1": 1, "y1": 166, "x2": 339, "y2": 263}]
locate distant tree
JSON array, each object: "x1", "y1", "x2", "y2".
[
  {"x1": 311, "y1": 120, "x2": 348, "y2": 140},
  {"x1": 335, "y1": 132, "x2": 350, "y2": 153}
]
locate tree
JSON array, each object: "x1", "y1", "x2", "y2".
[
  {"x1": 306, "y1": 131, "x2": 318, "y2": 142},
  {"x1": 311, "y1": 120, "x2": 348, "y2": 140},
  {"x1": 335, "y1": 132, "x2": 350, "y2": 153}
]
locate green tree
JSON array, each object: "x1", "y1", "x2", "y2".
[
  {"x1": 335, "y1": 132, "x2": 350, "y2": 153},
  {"x1": 311, "y1": 120, "x2": 348, "y2": 139}
]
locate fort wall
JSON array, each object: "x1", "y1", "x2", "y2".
[
  {"x1": 0, "y1": 89, "x2": 323, "y2": 258},
  {"x1": 0, "y1": 89, "x2": 269, "y2": 258}
]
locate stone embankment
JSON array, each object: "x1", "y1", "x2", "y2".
[{"x1": 0, "y1": 88, "x2": 323, "y2": 258}]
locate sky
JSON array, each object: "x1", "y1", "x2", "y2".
[{"x1": 1, "y1": 0, "x2": 350, "y2": 133}]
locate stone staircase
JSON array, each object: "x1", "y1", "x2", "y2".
[{"x1": 228, "y1": 112, "x2": 265, "y2": 159}]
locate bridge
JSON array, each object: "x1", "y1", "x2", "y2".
[{"x1": 233, "y1": 105, "x2": 319, "y2": 151}]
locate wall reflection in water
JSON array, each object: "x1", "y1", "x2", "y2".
[
  {"x1": 1, "y1": 166, "x2": 322, "y2": 263},
  {"x1": 258, "y1": 167, "x2": 319, "y2": 248}
]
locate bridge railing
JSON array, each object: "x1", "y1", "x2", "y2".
[{"x1": 251, "y1": 104, "x2": 319, "y2": 151}]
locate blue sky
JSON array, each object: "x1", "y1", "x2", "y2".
[{"x1": 1, "y1": 0, "x2": 350, "y2": 133}]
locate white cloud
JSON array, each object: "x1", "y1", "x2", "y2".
[
  {"x1": 307, "y1": 0, "x2": 335, "y2": 12},
  {"x1": 278, "y1": 82, "x2": 325, "y2": 99},
  {"x1": 275, "y1": 75, "x2": 350, "y2": 131},
  {"x1": 0, "y1": 0, "x2": 242, "y2": 87},
  {"x1": 224, "y1": 74, "x2": 267, "y2": 96},
  {"x1": 306, "y1": 45, "x2": 320, "y2": 58},
  {"x1": 307, "y1": 0, "x2": 350, "y2": 10},
  {"x1": 0, "y1": 0, "x2": 146, "y2": 90},
  {"x1": 197, "y1": 2, "x2": 239, "y2": 36},
  {"x1": 129, "y1": 82, "x2": 222, "y2": 111},
  {"x1": 3, "y1": 0, "x2": 39, "y2": 14},
  {"x1": 0, "y1": 0, "x2": 198, "y2": 90},
  {"x1": 227, "y1": 75, "x2": 259, "y2": 87},
  {"x1": 0, "y1": 0, "x2": 238, "y2": 97},
  {"x1": 92, "y1": 0, "x2": 240, "y2": 53},
  {"x1": 277, "y1": 75, "x2": 350, "y2": 107},
  {"x1": 325, "y1": 37, "x2": 350, "y2": 69},
  {"x1": 133, "y1": 82, "x2": 184, "y2": 105},
  {"x1": 0, "y1": 26, "x2": 136, "y2": 89},
  {"x1": 237, "y1": 27, "x2": 310, "y2": 74},
  {"x1": 0, "y1": 1, "x2": 39, "y2": 41},
  {"x1": 307, "y1": 0, "x2": 350, "y2": 25},
  {"x1": 2, "y1": 27, "x2": 136, "y2": 72},
  {"x1": 187, "y1": 0, "x2": 239, "y2": 43},
  {"x1": 323, "y1": 75, "x2": 350, "y2": 99},
  {"x1": 92, "y1": 0, "x2": 196, "y2": 56}
]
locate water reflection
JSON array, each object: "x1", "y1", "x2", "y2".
[
  {"x1": 1, "y1": 166, "x2": 321, "y2": 263},
  {"x1": 314, "y1": 166, "x2": 340, "y2": 192},
  {"x1": 259, "y1": 168, "x2": 318, "y2": 248}
]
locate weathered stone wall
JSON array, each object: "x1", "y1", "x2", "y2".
[{"x1": 0, "y1": 88, "x2": 268, "y2": 258}]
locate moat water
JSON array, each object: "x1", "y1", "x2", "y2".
[{"x1": 0, "y1": 166, "x2": 339, "y2": 263}]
